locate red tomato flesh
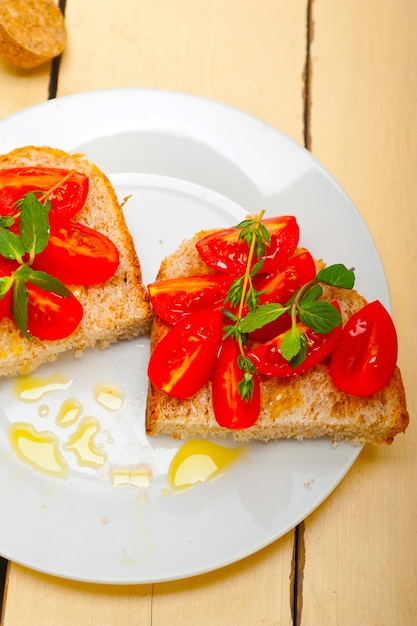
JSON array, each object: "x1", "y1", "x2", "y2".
[
  {"x1": 329, "y1": 300, "x2": 398, "y2": 396},
  {"x1": 212, "y1": 337, "x2": 261, "y2": 429},
  {"x1": 249, "y1": 248, "x2": 317, "y2": 341},
  {"x1": 0, "y1": 167, "x2": 89, "y2": 222},
  {"x1": 148, "y1": 274, "x2": 234, "y2": 324},
  {"x1": 148, "y1": 308, "x2": 224, "y2": 398},
  {"x1": 195, "y1": 216, "x2": 300, "y2": 275},
  {"x1": 249, "y1": 306, "x2": 342, "y2": 377},
  {"x1": 26, "y1": 283, "x2": 83, "y2": 341},
  {"x1": 33, "y1": 221, "x2": 120, "y2": 285},
  {"x1": 0, "y1": 259, "x2": 19, "y2": 320}
]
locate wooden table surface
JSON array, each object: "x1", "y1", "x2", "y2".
[{"x1": 0, "y1": 1, "x2": 416, "y2": 624}]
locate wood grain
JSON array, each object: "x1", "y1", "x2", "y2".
[
  {"x1": 0, "y1": 59, "x2": 52, "y2": 118},
  {"x1": 2, "y1": 536, "x2": 294, "y2": 626},
  {"x1": 302, "y1": 1, "x2": 417, "y2": 624},
  {"x1": 58, "y1": 0, "x2": 307, "y2": 144},
  {"x1": 1, "y1": 0, "x2": 415, "y2": 624}
]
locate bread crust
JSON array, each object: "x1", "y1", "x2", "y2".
[
  {"x1": 0, "y1": 146, "x2": 152, "y2": 377},
  {"x1": 146, "y1": 230, "x2": 409, "y2": 444}
]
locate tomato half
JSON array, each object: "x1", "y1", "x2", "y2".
[
  {"x1": 249, "y1": 307, "x2": 342, "y2": 377},
  {"x1": 195, "y1": 216, "x2": 300, "y2": 275},
  {"x1": 212, "y1": 337, "x2": 261, "y2": 429},
  {"x1": 148, "y1": 274, "x2": 234, "y2": 324},
  {"x1": 0, "y1": 167, "x2": 89, "y2": 222},
  {"x1": 0, "y1": 259, "x2": 18, "y2": 320},
  {"x1": 26, "y1": 283, "x2": 83, "y2": 340},
  {"x1": 249, "y1": 248, "x2": 317, "y2": 341},
  {"x1": 148, "y1": 308, "x2": 224, "y2": 398},
  {"x1": 33, "y1": 221, "x2": 120, "y2": 285},
  {"x1": 329, "y1": 300, "x2": 398, "y2": 396}
]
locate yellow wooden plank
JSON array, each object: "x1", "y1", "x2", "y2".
[
  {"x1": 151, "y1": 535, "x2": 295, "y2": 626},
  {"x1": 2, "y1": 565, "x2": 152, "y2": 625},
  {"x1": 2, "y1": 536, "x2": 295, "y2": 626},
  {"x1": 303, "y1": 1, "x2": 417, "y2": 624},
  {"x1": 0, "y1": 0, "x2": 62, "y2": 120},
  {"x1": 0, "y1": 61, "x2": 52, "y2": 119},
  {"x1": 58, "y1": 0, "x2": 307, "y2": 144}
]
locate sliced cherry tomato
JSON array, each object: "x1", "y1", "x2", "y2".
[
  {"x1": 195, "y1": 216, "x2": 300, "y2": 275},
  {"x1": 249, "y1": 304, "x2": 342, "y2": 377},
  {"x1": 212, "y1": 337, "x2": 261, "y2": 429},
  {"x1": 32, "y1": 221, "x2": 119, "y2": 285},
  {"x1": 148, "y1": 308, "x2": 224, "y2": 398},
  {"x1": 0, "y1": 167, "x2": 89, "y2": 222},
  {"x1": 148, "y1": 274, "x2": 234, "y2": 324},
  {"x1": 26, "y1": 283, "x2": 83, "y2": 341},
  {"x1": 255, "y1": 249, "x2": 316, "y2": 304},
  {"x1": 249, "y1": 248, "x2": 317, "y2": 341},
  {"x1": 0, "y1": 259, "x2": 18, "y2": 320},
  {"x1": 329, "y1": 300, "x2": 398, "y2": 396}
]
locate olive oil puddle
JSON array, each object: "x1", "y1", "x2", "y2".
[
  {"x1": 14, "y1": 373, "x2": 72, "y2": 401},
  {"x1": 168, "y1": 440, "x2": 245, "y2": 491},
  {"x1": 8, "y1": 373, "x2": 246, "y2": 492},
  {"x1": 9, "y1": 422, "x2": 68, "y2": 477}
]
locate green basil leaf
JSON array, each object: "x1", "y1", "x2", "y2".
[
  {"x1": 221, "y1": 309, "x2": 239, "y2": 323},
  {"x1": 12, "y1": 280, "x2": 30, "y2": 339},
  {"x1": 0, "y1": 216, "x2": 16, "y2": 228},
  {"x1": 14, "y1": 267, "x2": 71, "y2": 297},
  {"x1": 245, "y1": 286, "x2": 261, "y2": 310},
  {"x1": 237, "y1": 353, "x2": 257, "y2": 375},
  {"x1": 299, "y1": 300, "x2": 342, "y2": 333},
  {"x1": 219, "y1": 324, "x2": 237, "y2": 339},
  {"x1": 258, "y1": 222, "x2": 271, "y2": 244},
  {"x1": 0, "y1": 275, "x2": 14, "y2": 299},
  {"x1": 236, "y1": 218, "x2": 255, "y2": 230},
  {"x1": 254, "y1": 230, "x2": 267, "y2": 259},
  {"x1": 238, "y1": 302, "x2": 288, "y2": 333},
  {"x1": 289, "y1": 333, "x2": 308, "y2": 367},
  {"x1": 19, "y1": 191, "x2": 50, "y2": 256},
  {"x1": 0, "y1": 228, "x2": 25, "y2": 261},
  {"x1": 237, "y1": 372, "x2": 255, "y2": 402},
  {"x1": 280, "y1": 326, "x2": 303, "y2": 362},
  {"x1": 224, "y1": 276, "x2": 244, "y2": 307},
  {"x1": 299, "y1": 283, "x2": 323, "y2": 306},
  {"x1": 250, "y1": 259, "x2": 265, "y2": 276},
  {"x1": 316, "y1": 264, "x2": 355, "y2": 289}
]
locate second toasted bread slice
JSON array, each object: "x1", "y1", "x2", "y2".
[{"x1": 146, "y1": 230, "x2": 409, "y2": 444}]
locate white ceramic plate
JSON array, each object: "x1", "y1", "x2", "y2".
[{"x1": 0, "y1": 89, "x2": 390, "y2": 584}]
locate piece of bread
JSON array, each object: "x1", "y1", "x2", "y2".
[
  {"x1": 0, "y1": 0, "x2": 66, "y2": 69},
  {"x1": 0, "y1": 145, "x2": 152, "y2": 377},
  {"x1": 146, "y1": 230, "x2": 409, "y2": 444}
]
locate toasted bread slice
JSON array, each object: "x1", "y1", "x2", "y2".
[
  {"x1": 0, "y1": 145, "x2": 152, "y2": 377},
  {"x1": 146, "y1": 231, "x2": 409, "y2": 444}
]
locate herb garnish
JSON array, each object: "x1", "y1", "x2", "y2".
[
  {"x1": 221, "y1": 213, "x2": 355, "y2": 401},
  {"x1": 0, "y1": 173, "x2": 75, "y2": 339}
]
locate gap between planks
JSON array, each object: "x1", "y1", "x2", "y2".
[{"x1": 292, "y1": 1, "x2": 314, "y2": 623}]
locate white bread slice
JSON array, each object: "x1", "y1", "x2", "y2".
[
  {"x1": 0, "y1": 145, "x2": 152, "y2": 377},
  {"x1": 146, "y1": 230, "x2": 409, "y2": 444}
]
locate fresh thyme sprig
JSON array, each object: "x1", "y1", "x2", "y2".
[
  {"x1": 221, "y1": 211, "x2": 356, "y2": 401},
  {"x1": 222, "y1": 210, "x2": 271, "y2": 401}
]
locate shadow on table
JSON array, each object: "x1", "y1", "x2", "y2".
[{"x1": 0, "y1": 557, "x2": 7, "y2": 613}]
